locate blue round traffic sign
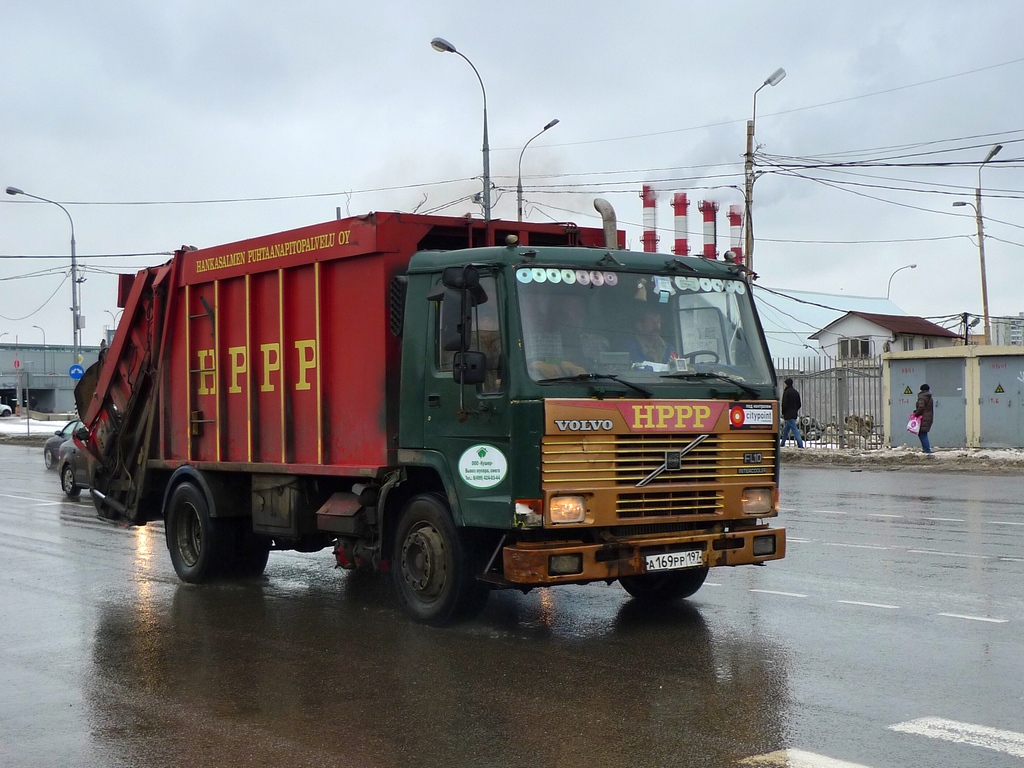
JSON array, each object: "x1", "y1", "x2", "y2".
[{"x1": 69, "y1": 364, "x2": 85, "y2": 380}]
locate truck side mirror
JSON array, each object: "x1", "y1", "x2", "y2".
[{"x1": 440, "y1": 287, "x2": 472, "y2": 352}]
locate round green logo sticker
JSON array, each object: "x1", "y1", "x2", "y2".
[{"x1": 457, "y1": 445, "x2": 508, "y2": 489}]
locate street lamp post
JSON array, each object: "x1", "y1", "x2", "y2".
[
  {"x1": 5, "y1": 186, "x2": 81, "y2": 363},
  {"x1": 885, "y1": 264, "x2": 917, "y2": 300},
  {"x1": 431, "y1": 37, "x2": 492, "y2": 225},
  {"x1": 32, "y1": 325, "x2": 46, "y2": 373},
  {"x1": 952, "y1": 143, "x2": 1001, "y2": 345},
  {"x1": 517, "y1": 119, "x2": 559, "y2": 222},
  {"x1": 743, "y1": 67, "x2": 786, "y2": 275}
]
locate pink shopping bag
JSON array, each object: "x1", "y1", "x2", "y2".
[{"x1": 906, "y1": 414, "x2": 922, "y2": 435}]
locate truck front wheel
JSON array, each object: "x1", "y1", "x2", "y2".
[
  {"x1": 392, "y1": 493, "x2": 489, "y2": 625},
  {"x1": 165, "y1": 482, "x2": 225, "y2": 583},
  {"x1": 619, "y1": 567, "x2": 709, "y2": 601}
]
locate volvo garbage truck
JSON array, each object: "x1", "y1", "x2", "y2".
[{"x1": 77, "y1": 203, "x2": 785, "y2": 624}]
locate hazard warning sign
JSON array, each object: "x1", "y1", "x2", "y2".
[
  {"x1": 903, "y1": 386, "x2": 913, "y2": 395},
  {"x1": 995, "y1": 384, "x2": 1005, "y2": 394}
]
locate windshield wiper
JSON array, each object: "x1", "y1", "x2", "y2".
[
  {"x1": 537, "y1": 372, "x2": 653, "y2": 398},
  {"x1": 659, "y1": 371, "x2": 761, "y2": 399}
]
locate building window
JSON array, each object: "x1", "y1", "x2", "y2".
[
  {"x1": 902, "y1": 336, "x2": 915, "y2": 351},
  {"x1": 923, "y1": 337, "x2": 936, "y2": 349},
  {"x1": 839, "y1": 337, "x2": 871, "y2": 359}
]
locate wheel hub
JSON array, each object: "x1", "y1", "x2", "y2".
[
  {"x1": 175, "y1": 503, "x2": 203, "y2": 567},
  {"x1": 400, "y1": 524, "x2": 448, "y2": 600}
]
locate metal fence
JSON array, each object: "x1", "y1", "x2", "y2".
[{"x1": 773, "y1": 355, "x2": 886, "y2": 448}]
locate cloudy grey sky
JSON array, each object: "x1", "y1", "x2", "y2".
[{"x1": 2, "y1": 1, "x2": 1022, "y2": 351}]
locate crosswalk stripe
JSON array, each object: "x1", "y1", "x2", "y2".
[
  {"x1": 889, "y1": 716, "x2": 1024, "y2": 758},
  {"x1": 739, "y1": 748, "x2": 875, "y2": 767}
]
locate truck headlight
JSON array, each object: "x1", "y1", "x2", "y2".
[
  {"x1": 742, "y1": 487, "x2": 773, "y2": 515},
  {"x1": 549, "y1": 496, "x2": 586, "y2": 524}
]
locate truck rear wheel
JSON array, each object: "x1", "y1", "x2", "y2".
[
  {"x1": 619, "y1": 567, "x2": 709, "y2": 601},
  {"x1": 392, "y1": 493, "x2": 489, "y2": 625},
  {"x1": 165, "y1": 482, "x2": 225, "y2": 583}
]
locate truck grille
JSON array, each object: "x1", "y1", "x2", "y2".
[{"x1": 542, "y1": 432, "x2": 775, "y2": 519}]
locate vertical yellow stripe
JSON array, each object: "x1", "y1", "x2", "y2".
[
  {"x1": 315, "y1": 262, "x2": 323, "y2": 465},
  {"x1": 185, "y1": 284, "x2": 192, "y2": 462},
  {"x1": 279, "y1": 269, "x2": 286, "y2": 464},
  {"x1": 214, "y1": 280, "x2": 221, "y2": 463},
  {"x1": 245, "y1": 274, "x2": 252, "y2": 463}
]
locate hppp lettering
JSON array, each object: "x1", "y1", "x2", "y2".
[
  {"x1": 194, "y1": 230, "x2": 352, "y2": 274},
  {"x1": 554, "y1": 419, "x2": 614, "y2": 432},
  {"x1": 631, "y1": 404, "x2": 712, "y2": 430},
  {"x1": 193, "y1": 340, "x2": 319, "y2": 396}
]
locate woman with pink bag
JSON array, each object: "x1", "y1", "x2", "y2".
[{"x1": 913, "y1": 384, "x2": 934, "y2": 454}]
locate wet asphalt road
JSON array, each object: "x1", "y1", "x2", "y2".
[{"x1": 1, "y1": 443, "x2": 1022, "y2": 768}]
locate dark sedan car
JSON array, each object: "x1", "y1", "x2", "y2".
[
  {"x1": 58, "y1": 433, "x2": 94, "y2": 498},
  {"x1": 44, "y1": 420, "x2": 82, "y2": 470}
]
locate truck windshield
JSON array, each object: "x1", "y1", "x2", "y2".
[{"x1": 516, "y1": 267, "x2": 774, "y2": 386}]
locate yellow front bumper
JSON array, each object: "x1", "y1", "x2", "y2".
[{"x1": 503, "y1": 527, "x2": 786, "y2": 585}]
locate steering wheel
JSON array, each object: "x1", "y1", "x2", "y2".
[{"x1": 681, "y1": 350, "x2": 720, "y2": 363}]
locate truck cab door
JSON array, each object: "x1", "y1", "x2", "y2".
[{"x1": 421, "y1": 273, "x2": 512, "y2": 525}]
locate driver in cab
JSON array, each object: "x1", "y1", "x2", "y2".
[{"x1": 626, "y1": 307, "x2": 676, "y2": 366}]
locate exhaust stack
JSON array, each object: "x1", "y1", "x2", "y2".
[{"x1": 593, "y1": 199, "x2": 618, "y2": 250}]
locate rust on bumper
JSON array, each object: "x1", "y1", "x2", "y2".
[{"x1": 503, "y1": 527, "x2": 786, "y2": 585}]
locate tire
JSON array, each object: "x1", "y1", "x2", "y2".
[
  {"x1": 164, "y1": 482, "x2": 227, "y2": 583},
  {"x1": 392, "y1": 493, "x2": 489, "y2": 625},
  {"x1": 620, "y1": 567, "x2": 709, "y2": 601},
  {"x1": 44, "y1": 449, "x2": 54, "y2": 470},
  {"x1": 60, "y1": 463, "x2": 81, "y2": 498}
]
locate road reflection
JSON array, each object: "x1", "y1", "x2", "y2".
[{"x1": 87, "y1": 575, "x2": 791, "y2": 767}]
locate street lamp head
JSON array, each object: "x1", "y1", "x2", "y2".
[
  {"x1": 543, "y1": 118, "x2": 560, "y2": 131},
  {"x1": 952, "y1": 201, "x2": 967, "y2": 208},
  {"x1": 984, "y1": 144, "x2": 1002, "y2": 164},
  {"x1": 430, "y1": 37, "x2": 456, "y2": 54},
  {"x1": 765, "y1": 68, "x2": 787, "y2": 87},
  {"x1": 6, "y1": 186, "x2": 23, "y2": 196}
]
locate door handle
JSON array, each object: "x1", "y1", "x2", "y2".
[{"x1": 427, "y1": 394, "x2": 441, "y2": 408}]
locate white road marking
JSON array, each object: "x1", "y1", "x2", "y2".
[
  {"x1": 990, "y1": 520, "x2": 1024, "y2": 526},
  {"x1": 750, "y1": 589, "x2": 808, "y2": 598},
  {"x1": 787, "y1": 537, "x2": 812, "y2": 543},
  {"x1": 923, "y1": 517, "x2": 964, "y2": 522},
  {"x1": 819, "y1": 510, "x2": 847, "y2": 515},
  {"x1": 739, "y1": 748, "x2": 876, "y2": 767},
  {"x1": 937, "y1": 613, "x2": 1008, "y2": 624},
  {"x1": 908, "y1": 549, "x2": 989, "y2": 559},
  {"x1": 837, "y1": 600, "x2": 900, "y2": 609},
  {"x1": 703, "y1": 582, "x2": 723, "y2": 587},
  {"x1": 889, "y1": 716, "x2": 1024, "y2": 758},
  {"x1": 0, "y1": 493, "x2": 63, "y2": 507},
  {"x1": 822, "y1": 543, "x2": 890, "y2": 550},
  {"x1": 868, "y1": 513, "x2": 902, "y2": 518},
  {"x1": 999, "y1": 557, "x2": 1024, "y2": 562}
]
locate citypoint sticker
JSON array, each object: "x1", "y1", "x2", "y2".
[
  {"x1": 458, "y1": 444, "x2": 509, "y2": 489},
  {"x1": 729, "y1": 403, "x2": 773, "y2": 429}
]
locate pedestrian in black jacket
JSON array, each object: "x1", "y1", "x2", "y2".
[
  {"x1": 781, "y1": 378, "x2": 804, "y2": 448},
  {"x1": 914, "y1": 384, "x2": 934, "y2": 454}
]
